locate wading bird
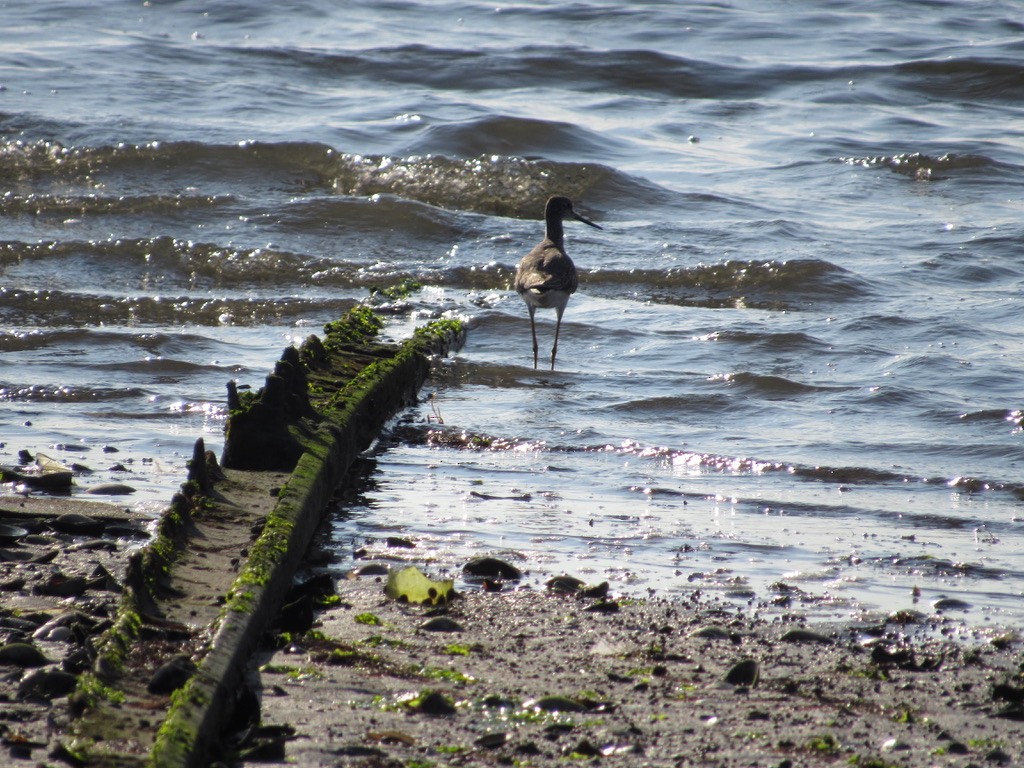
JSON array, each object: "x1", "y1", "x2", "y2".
[{"x1": 514, "y1": 196, "x2": 602, "y2": 370}]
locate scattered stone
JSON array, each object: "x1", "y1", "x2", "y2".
[
  {"x1": 482, "y1": 694, "x2": 517, "y2": 709},
  {"x1": 33, "y1": 574, "x2": 88, "y2": 598},
  {"x1": 886, "y1": 609, "x2": 925, "y2": 624},
  {"x1": 29, "y1": 549, "x2": 58, "y2": 564},
  {"x1": 475, "y1": 732, "x2": 509, "y2": 749},
  {"x1": 332, "y1": 745, "x2": 387, "y2": 758},
  {"x1": 780, "y1": 628, "x2": 833, "y2": 644},
  {"x1": 85, "y1": 483, "x2": 137, "y2": 496},
  {"x1": 584, "y1": 599, "x2": 619, "y2": 613},
  {"x1": 239, "y1": 738, "x2": 286, "y2": 762},
  {"x1": 993, "y1": 683, "x2": 1024, "y2": 704},
  {"x1": 416, "y1": 691, "x2": 456, "y2": 715},
  {"x1": 0, "y1": 643, "x2": 51, "y2": 667},
  {"x1": 148, "y1": 655, "x2": 197, "y2": 695},
  {"x1": 724, "y1": 659, "x2": 760, "y2": 687},
  {"x1": 529, "y1": 695, "x2": 590, "y2": 713},
  {"x1": 545, "y1": 575, "x2": 585, "y2": 594},
  {"x1": 18, "y1": 667, "x2": 78, "y2": 700},
  {"x1": 67, "y1": 539, "x2": 119, "y2": 552},
  {"x1": 580, "y1": 581, "x2": 609, "y2": 599},
  {"x1": 569, "y1": 738, "x2": 601, "y2": 757},
  {"x1": 932, "y1": 597, "x2": 971, "y2": 611},
  {"x1": 463, "y1": 556, "x2": 523, "y2": 580},
  {"x1": 419, "y1": 616, "x2": 463, "y2": 633},
  {"x1": 277, "y1": 595, "x2": 315, "y2": 635},
  {"x1": 87, "y1": 564, "x2": 122, "y2": 592},
  {"x1": 688, "y1": 626, "x2": 734, "y2": 641},
  {"x1": 881, "y1": 736, "x2": 910, "y2": 751},
  {"x1": 50, "y1": 513, "x2": 105, "y2": 536},
  {"x1": 385, "y1": 536, "x2": 415, "y2": 549},
  {"x1": 0, "y1": 522, "x2": 28, "y2": 544}
]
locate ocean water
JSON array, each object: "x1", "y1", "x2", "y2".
[{"x1": 2, "y1": 1, "x2": 1023, "y2": 627}]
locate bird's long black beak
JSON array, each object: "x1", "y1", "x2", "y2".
[{"x1": 573, "y1": 211, "x2": 603, "y2": 230}]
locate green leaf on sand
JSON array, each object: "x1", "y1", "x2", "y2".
[{"x1": 384, "y1": 566, "x2": 454, "y2": 605}]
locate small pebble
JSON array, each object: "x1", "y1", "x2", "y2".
[
  {"x1": 419, "y1": 616, "x2": 463, "y2": 633},
  {"x1": 417, "y1": 691, "x2": 456, "y2": 715},
  {"x1": 85, "y1": 483, "x2": 137, "y2": 496},
  {"x1": 724, "y1": 658, "x2": 760, "y2": 687}
]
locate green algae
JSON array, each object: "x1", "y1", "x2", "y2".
[{"x1": 142, "y1": 294, "x2": 464, "y2": 768}]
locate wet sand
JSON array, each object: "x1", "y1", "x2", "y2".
[
  {"x1": 240, "y1": 546, "x2": 1024, "y2": 768},
  {"x1": 0, "y1": 490, "x2": 1022, "y2": 767}
]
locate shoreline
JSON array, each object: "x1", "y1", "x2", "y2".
[
  {"x1": 0, "y1": 489, "x2": 1021, "y2": 767},
  {"x1": 241, "y1": 548, "x2": 1024, "y2": 768},
  {"x1": 1, "y1": 300, "x2": 1021, "y2": 768}
]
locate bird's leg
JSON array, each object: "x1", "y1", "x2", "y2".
[
  {"x1": 528, "y1": 305, "x2": 539, "y2": 370},
  {"x1": 551, "y1": 306, "x2": 565, "y2": 371}
]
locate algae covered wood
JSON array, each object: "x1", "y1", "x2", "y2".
[
  {"x1": 221, "y1": 305, "x2": 462, "y2": 471},
  {"x1": 61, "y1": 304, "x2": 464, "y2": 768}
]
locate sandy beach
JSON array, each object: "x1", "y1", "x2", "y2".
[{"x1": 239, "y1": 540, "x2": 1024, "y2": 768}]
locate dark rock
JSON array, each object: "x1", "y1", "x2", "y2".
[
  {"x1": 50, "y1": 513, "x2": 105, "y2": 536},
  {"x1": 277, "y1": 595, "x2": 315, "y2": 635},
  {"x1": 417, "y1": 691, "x2": 456, "y2": 715},
  {"x1": 147, "y1": 654, "x2": 197, "y2": 695},
  {"x1": 580, "y1": 581, "x2": 609, "y2": 599},
  {"x1": 355, "y1": 563, "x2": 389, "y2": 576},
  {"x1": 29, "y1": 549, "x2": 58, "y2": 564},
  {"x1": 87, "y1": 564, "x2": 123, "y2": 593},
  {"x1": 0, "y1": 522, "x2": 28, "y2": 544},
  {"x1": 287, "y1": 573, "x2": 335, "y2": 604},
  {"x1": 0, "y1": 643, "x2": 51, "y2": 667},
  {"x1": 545, "y1": 575, "x2": 585, "y2": 594},
  {"x1": 688, "y1": 626, "x2": 735, "y2": 641},
  {"x1": 993, "y1": 683, "x2": 1024, "y2": 704},
  {"x1": 239, "y1": 738, "x2": 286, "y2": 762},
  {"x1": 780, "y1": 628, "x2": 833, "y2": 644},
  {"x1": 932, "y1": 597, "x2": 971, "y2": 611},
  {"x1": 67, "y1": 539, "x2": 118, "y2": 552},
  {"x1": 33, "y1": 574, "x2": 88, "y2": 597},
  {"x1": 482, "y1": 694, "x2": 517, "y2": 708},
  {"x1": 724, "y1": 659, "x2": 760, "y2": 687},
  {"x1": 569, "y1": 739, "x2": 601, "y2": 757},
  {"x1": 476, "y1": 732, "x2": 509, "y2": 749},
  {"x1": 18, "y1": 668, "x2": 77, "y2": 699},
  {"x1": 419, "y1": 616, "x2": 463, "y2": 633},
  {"x1": 463, "y1": 557, "x2": 523, "y2": 580},
  {"x1": 63, "y1": 648, "x2": 93, "y2": 674},
  {"x1": 584, "y1": 599, "x2": 619, "y2": 613},
  {"x1": 85, "y1": 483, "x2": 136, "y2": 496},
  {"x1": 532, "y1": 695, "x2": 590, "y2": 713}
]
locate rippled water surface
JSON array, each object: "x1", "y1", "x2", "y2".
[{"x1": 2, "y1": 1, "x2": 1023, "y2": 626}]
